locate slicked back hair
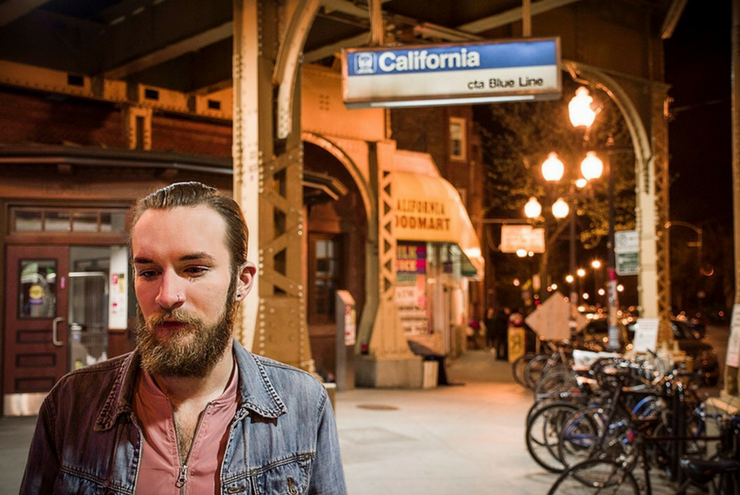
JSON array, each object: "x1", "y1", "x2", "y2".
[{"x1": 130, "y1": 182, "x2": 249, "y2": 275}]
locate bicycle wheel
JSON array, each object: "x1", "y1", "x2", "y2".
[
  {"x1": 512, "y1": 353, "x2": 536, "y2": 388},
  {"x1": 535, "y1": 370, "x2": 579, "y2": 400},
  {"x1": 547, "y1": 459, "x2": 640, "y2": 495},
  {"x1": 523, "y1": 354, "x2": 550, "y2": 389},
  {"x1": 526, "y1": 401, "x2": 579, "y2": 473},
  {"x1": 558, "y1": 408, "x2": 604, "y2": 468}
]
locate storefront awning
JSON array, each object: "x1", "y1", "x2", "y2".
[{"x1": 392, "y1": 153, "x2": 484, "y2": 278}]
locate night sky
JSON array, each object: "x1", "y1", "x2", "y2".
[{"x1": 665, "y1": 1, "x2": 733, "y2": 226}]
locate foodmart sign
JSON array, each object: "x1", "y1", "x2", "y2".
[{"x1": 342, "y1": 37, "x2": 561, "y2": 108}]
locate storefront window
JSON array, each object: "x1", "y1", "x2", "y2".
[
  {"x1": 449, "y1": 117, "x2": 467, "y2": 161},
  {"x1": 10, "y1": 207, "x2": 128, "y2": 234},
  {"x1": 45, "y1": 211, "x2": 71, "y2": 232},
  {"x1": 396, "y1": 242, "x2": 428, "y2": 335},
  {"x1": 72, "y1": 211, "x2": 99, "y2": 232},
  {"x1": 101, "y1": 211, "x2": 127, "y2": 233},
  {"x1": 14, "y1": 209, "x2": 43, "y2": 232},
  {"x1": 309, "y1": 235, "x2": 343, "y2": 323}
]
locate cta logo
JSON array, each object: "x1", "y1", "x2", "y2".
[{"x1": 354, "y1": 52, "x2": 376, "y2": 74}]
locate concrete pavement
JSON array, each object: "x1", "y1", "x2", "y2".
[
  {"x1": 336, "y1": 351, "x2": 553, "y2": 495},
  {"x1": 0, "y1": 347, "x2": 719, "y2": 494}
]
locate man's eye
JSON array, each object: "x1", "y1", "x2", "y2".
[
  {"x1": 137, "y1": 270, "x2": 158, "y2": 278},
  {"x1": 185, "y1": 267, "x2": 208, "y2": 276}
]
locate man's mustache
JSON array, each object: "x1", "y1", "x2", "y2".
[{"x1": 145, "y1": 309, "x2": 200, "y2": 327}]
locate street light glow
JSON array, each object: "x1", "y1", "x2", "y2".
[
  {"x1": 566, "y1": 274, "x2": 574, "y2": 283},
  {"x1": 541, "y1": 152, "x2": 565, "y2": 181},
  {"x1": 552, "y1": 198, "x2": 569, "y2": 219},
  {"x1": 568, "y1": 87, "x2": 597, "y2": 128},
  {"x1": 577, "y1": 268, "x2": 586, "y2": 277},
  {"x1": 591, "y1": 259, "x2": 602, "y2": 269},
  {"x1": 524, "y1": 197, "x2": 542, "y2": 219},
  {"x1": 580, "y1": 151, "x2": 604, "y2": 180}
]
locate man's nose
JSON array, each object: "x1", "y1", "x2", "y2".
[{"x1": 155, "y1": 271, "x2": 185, "y2": 309}]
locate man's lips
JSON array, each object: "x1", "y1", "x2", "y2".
[{"x1": 157, "y1": 320, "x2": 187, "y2": 329}]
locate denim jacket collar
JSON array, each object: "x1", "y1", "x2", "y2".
[{"x1": 94, "y1": 339, "x2": 288, "y2": 431}]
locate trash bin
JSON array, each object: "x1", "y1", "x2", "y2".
[{"x1": 423, "y1": 360, "x2": 439, "y2": 389}]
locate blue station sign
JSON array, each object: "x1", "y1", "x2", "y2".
[{"x1": 342, "y1": 37, "x2": 561, "y2": 108}]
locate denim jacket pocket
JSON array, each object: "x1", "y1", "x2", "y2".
[
  {"x1": 58, "y1": 468, "x2": 127, "y2": 495},
  {"x1": 251, "y1": 453, "x2": 313, "y2": 495}
]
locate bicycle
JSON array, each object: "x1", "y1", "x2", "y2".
[{"x1": 547, "y1": 411, "x2": 739, "y2": 495}]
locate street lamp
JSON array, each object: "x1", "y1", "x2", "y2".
[
  {"x1": 542, "y1": 152, "x2": 565, "y2": 181},
  {"x1": 551, "y1": 198, "x2": 570, "y2": 219},
  {"x1": 568, "y1": 86, "x2": 599, "y2": 128},
  {"x1": 524, "y1": 197, "x2": 542, "y2": 219},
  {"x1": 580, "y1": 151, "x2": 604, "y2": 180},
  {"x1": 569, "y1": 86, "x2": 620, "y2": 351}
]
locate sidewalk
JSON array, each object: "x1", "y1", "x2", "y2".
[
  {"x1": 0, "y1": 349, "x2": 693, "y2": 495},
  {"x1": 336, "y1": 350, "x2": 554, "y2": 495}
]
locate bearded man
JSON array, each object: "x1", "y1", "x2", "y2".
[{"x1": 20, "y1": 182, "x2": 347, "y2": 495}]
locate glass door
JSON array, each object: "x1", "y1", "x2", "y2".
[{"x1": 3, "y1": 245, "x2": 69, "y2": 415}]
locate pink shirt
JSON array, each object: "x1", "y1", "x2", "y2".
[{"x1": 133, "y1": 365, "x2": 239, "y2": 495}]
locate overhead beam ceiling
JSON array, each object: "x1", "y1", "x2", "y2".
[
  {"x1": 304, "y1": 0, "x2": 584, "y2": 62},
  {"x1": 0, "y1": 0, "x2": 51, "y2": 27}
]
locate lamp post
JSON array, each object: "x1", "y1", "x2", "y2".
[
  {"x1": 569, "y1": 86, "x2": 621, "y2": 351},
  {"x1": 526, "y1": 152, "x2": 583, "y2": 337}
]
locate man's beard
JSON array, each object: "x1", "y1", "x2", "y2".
[{"x1": 136, "y1": 285, "x2": 238, "y2": 379}]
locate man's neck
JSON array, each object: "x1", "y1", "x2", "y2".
[{"x1": 152, "y1": 342, "x2": 235, "y2": 410}]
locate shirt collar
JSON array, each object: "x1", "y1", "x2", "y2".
[{"x1": 95, "y1": 339, "x2": 287, "y2": 431}]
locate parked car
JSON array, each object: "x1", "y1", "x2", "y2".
[
  {"x1": 580, "y1": 317, "x2": 720, "y2": 387},
  {"x1": 579, "y1": 317, "x2": 631, "y2": 353},
  {"x1": 666, "y1": 319, "x2": 719, "y2": 387},
  {"x1": 624, "y1": 319, "x2": 720, "y2": 387}
]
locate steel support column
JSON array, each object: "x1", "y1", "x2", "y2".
[
  {"x1": 232, "y1": 0, "x2": 314, "y2": 371},
  {"x1": 651, "y1": 83, "x2": 673, "y2": 343}
]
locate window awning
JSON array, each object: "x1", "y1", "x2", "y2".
[{"x1": 392, "y1": 153, "x2": 484, "y2": 278}]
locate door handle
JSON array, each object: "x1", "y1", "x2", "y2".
[{"x1": 52, "y1": 317, "x2": 64, "y2": 347}]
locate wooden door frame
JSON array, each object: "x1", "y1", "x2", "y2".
[{"x1": 3, "y1": 245, "x2": 70, "y2": 416}]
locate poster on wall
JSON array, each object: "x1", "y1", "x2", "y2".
[
  {"x1": 396, "y1": 242, "x2": 428, "y2": 335},
  {"x1": 108, "y1": 247, "x2": 129, "y2": 331}
]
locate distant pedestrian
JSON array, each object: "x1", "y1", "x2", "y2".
[
  {"x1": 484, "y1": 307, "x2": 496, "y2": 351},
  {"x1": 494, "y1": 307, "x2": 511, "y2": 360},
  {"x1": 467, "y1": 317, "x2": 481, "y2": 349}
]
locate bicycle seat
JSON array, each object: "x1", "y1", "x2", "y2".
[{"x1": 680, "y1": 457, "x2": 740, "y2": 484}]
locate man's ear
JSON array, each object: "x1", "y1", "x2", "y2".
[{"x1": 235, "y1": 262, "x2": 257, "y2": 301}]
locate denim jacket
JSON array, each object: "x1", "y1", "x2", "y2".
[{"x1": 19, "y1": 340, "x2": 347, "y2": 495}]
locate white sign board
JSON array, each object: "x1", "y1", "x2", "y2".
[
  {"x1": 108, "y1": 246, "x2": 129, "y2": 330},
  {"x1": 727, "y1": 304, "x2": 740, "y2": 367},
  {"x1": 500, "y1": 225, "x2": 545, "y2": 254},
  {"x1": 342, "y1": 38, "x2": 561, "y2": 108},
  {"x1": 615, "y1": 230, "x2": 639, "y2": 276},
  {"x1": 631, "y1": 318, "x2": 660, "y2": 354}
]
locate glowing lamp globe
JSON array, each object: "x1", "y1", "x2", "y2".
[
  {"x1": 580, "y1": 151, "x2": 604, "y2": 180},
  {"x1": 524, "y1": 197, "x2": 542, "y2": 219},
  {"x1": 569, "y1": 87, "x2": 597, "y2": 128},
  {"x1": 541, "y1": 152, "x2": 564, "y2": 182},
  {"x1": 551, "y1": 198, "x2": 569, "y2": 219}
]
